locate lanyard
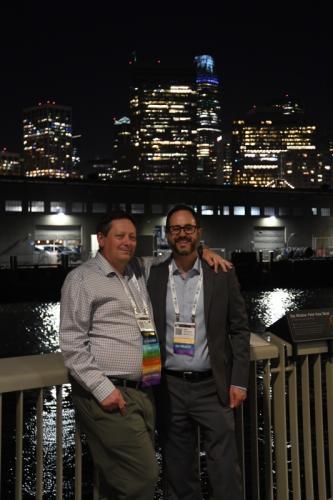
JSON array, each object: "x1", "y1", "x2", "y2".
[
  {"x1": 117, "y1": 272, "x2": 149, "y2": 317},
  {"x1": 168, "y1": 261, "x2": 203, "y2": 323}
]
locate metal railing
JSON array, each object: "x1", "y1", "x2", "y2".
[{"x1": 0, "y1": 333, "x2": 332, "y2": 499}]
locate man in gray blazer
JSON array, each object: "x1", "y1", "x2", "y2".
[{"x1": 147, "y1": 204, "x2": 250, "y2": 500}]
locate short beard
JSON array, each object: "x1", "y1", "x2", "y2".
[{"x1": 169, "y1": 238, "x2": 197, "y2": 256}]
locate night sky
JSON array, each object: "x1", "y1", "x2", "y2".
[{"x1": 1, "y1": 5, "x2": 332, "y2": 162}]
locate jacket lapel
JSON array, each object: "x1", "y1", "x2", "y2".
[{"x1": 202, "y1": 261, "x2": 214, "y2": 332}]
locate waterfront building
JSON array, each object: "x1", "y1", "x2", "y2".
[
  {"x1": 23, "y1": 102, "x2": 74, "y2": 178},
  {"x1": 0, "y1": 149, "x2": 23, "y2": 176},
  {"x1": 232, "y1": 96, "x2": 318, "y2": 188},
  {"x1": 1, "y1": 177, "x2": 333, "y2": 264}
]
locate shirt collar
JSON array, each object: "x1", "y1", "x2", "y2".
[
  {"x1": 171, "y1": 256, "x2": 201, "y2": 275},
  {"x1": 95, "y1": 251, "x2": 133, "y2": 278}
]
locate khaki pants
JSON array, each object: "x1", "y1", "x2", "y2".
[{"x1": 72, "y1": 380, "x2": 159, "y2": 500}]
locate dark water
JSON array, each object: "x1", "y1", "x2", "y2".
[{"x1": 1, "y1": 287, "x2": 333, "y2": 498}]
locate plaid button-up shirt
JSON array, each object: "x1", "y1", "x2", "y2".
[{"x1": 59, "y1": 252, "x2": 154, "y2": 402}]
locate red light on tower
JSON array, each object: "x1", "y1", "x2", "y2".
[{"x1": 156, "y1": 59, "x2": 161, "y2": 64}]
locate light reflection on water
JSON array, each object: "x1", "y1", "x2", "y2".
[
  {"x1": 1, "y1": 288, "x2": 333, "y2": 498},
  {"x1": 245, "y1": 288, "x2": 310, "y2": 331},
  {"x1": 0, "y1": 302, "x2": 60, "y2": 358}
]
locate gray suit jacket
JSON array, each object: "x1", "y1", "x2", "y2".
[{"x1": 147, "y1": 257, "x2": 250, "y2": 405}]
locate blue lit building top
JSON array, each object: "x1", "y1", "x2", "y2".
[
  {"x1": 195, "y1": 55, "x2": 219, "y2": 85},
  {"x1": 195, "y1": 55, "x2": 214, "y2": 74}
]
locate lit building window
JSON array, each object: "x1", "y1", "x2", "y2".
[
  {"x1": 72, "y1": 202, "x2": 86, "y2": 213},
  {"x1": 50, "y1": 201, "x2": 66, "y2": 213},
  {"x1": 92, "y1": 202, "x2": 107, "y2": 214},
  {"x1": 264, "y1": 207, "x2": 275, "y2": 216},
  {"x1": 5, "y1": 200, "x2": 22, "y2": 212},
  {"x1": 131, "y1": 204, "x2": 145, "y2": 214},
  {"x1": 321, "y1": 208, "x2": 331, "y2": 217},
  {"x1": 29, "y1": 201, "x2": 45, "y2": 213},
  {"x1": 311, "y1": 207, "x2": 318, "y2": 216},
  {"x1": 202, "y1": 205, "x2": 214, "y2": 215},
  {"x1": 223, "y1": 206, "x2": 230, "y2": 216},
  {"x1": 234, "y1": 206, "x2": 245, "y2": 216},
  {"x1": 250, "y1": 207, "x2": 260, "y2": 216}
]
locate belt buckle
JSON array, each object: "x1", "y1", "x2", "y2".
[{"x1": 183, "y1": 371, "x2": 194, "y2": 381}]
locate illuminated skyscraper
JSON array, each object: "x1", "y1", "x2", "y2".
[
  {"x1": 129, "y1": 60, "x2": 197, "y2": 183},
  {"x1": 232, "y1": 96, "x2": 317, "y2": 188},
  {"x1": 23, "y1": 102, "x2": 73, "y2": 178},
  {"x1": 125, "y1": 55, "x2": 222, "y2": 184},
  {"x1": 194, "y1": 55, "x2": 222, "y2": 183},
  {"x1": 112, "y1": 117, "x2": 138, "y2": 180}
]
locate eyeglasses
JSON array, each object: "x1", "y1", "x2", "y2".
[{"x1": 166, "y1": 224, "x2": 198, "y2": 235}]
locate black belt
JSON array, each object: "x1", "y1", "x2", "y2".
[
  {"x1": 107, "y1": 377, "x2": 142, "y2": 389},
  {"x1": 163, "y1": 369, "x2": 213, "y2": 382}
]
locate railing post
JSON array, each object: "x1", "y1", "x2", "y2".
[
  {"x1": 313, "y1": 354, "x2": 327, "y2": 500},
  {"x1": 36, "y1": 389, "x2": 44, "y2": 500},
  {"x1": 326, "y1": 352, "x2": 333, "y2": 499},
  {"x1": 301, "y1": 356, "x2": 314, "y2": 500},
  {"x1": 249, "y1": 361, "x2": 260, "y2": 500},
  {"x1": 74, "y1": 418, "x2": 82, "y2": 500},
  {"x1": 15, "y1": 391, "x2": 23, "y2": 500},
  {"x1": 288, "y1": 358, "x2": 301, "y2": 499},
  {"x1": 56, "y1": 386, "x2": 63, "y2": 500},
  {"x1": 263, "y1": 359, "x2": 274, "y2": 500},
  {"x1": 0, "y1": 394, "x2": 2, "y2": 495},
  {"x1": 272, "y1": 341, "x2": 289, "y2": 500},
  {"x1": 234, "y1": 405, "x2": 246, "y2": 500}
]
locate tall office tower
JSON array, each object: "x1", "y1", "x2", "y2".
[
  {"x1": 129, "y1": 59, "x2": 197, "y2": 183},
  {"x1": 112, "y1": 117, "x2": 138, "y2": 180},
  {"x1": 0, "y1": 150, "x2": 23, "y2": 176},
  {"x1": 232, "y1": 96, "x2": 317, "y2": 188},
  {"x1": 23, "y1": 102, "x2": 73, "y2": 178},
  {"x1": 194, "y1": 55, "x2": 222, "y2": 183}
]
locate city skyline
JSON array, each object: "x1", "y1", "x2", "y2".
[{"x1": 0, "y1": 6, "x2": 331, "y2": 162}]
